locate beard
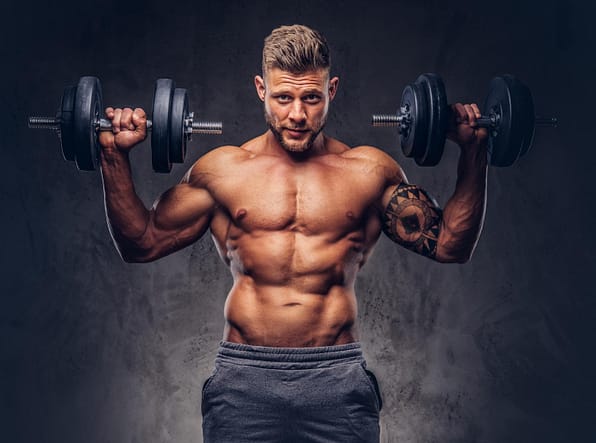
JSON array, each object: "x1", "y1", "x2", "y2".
[{"x1": 265, "y1": 111, "x2": 326, "y2": 153}]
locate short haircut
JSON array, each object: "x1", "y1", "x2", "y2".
[{"x1": 262, "y1": 24, "x2": 330, "y2": 76}]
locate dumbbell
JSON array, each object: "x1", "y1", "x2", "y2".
[
  {"x1": 29, "y1": 76, "x2": 223, "y2": 173},
  {"x1": 372, "y1": 73, "x2": 557, "y2": 167}
]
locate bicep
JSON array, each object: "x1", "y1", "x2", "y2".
[
  {"x1": 154, "y1": 182, "x2": 214, "y2": 227},
  {"x1": 146, "y1": 181, "x2": 216, "y2": 255},
  {"x1": 382, "y1": 182, "x2": 443, "y2": 260}
]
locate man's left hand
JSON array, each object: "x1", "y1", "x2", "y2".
[{"x1": 446, "y1": 103, "x2": 489, "y2": 151}]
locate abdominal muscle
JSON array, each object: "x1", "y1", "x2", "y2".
[{"x1": 219, "y1": 230, "x2": 366, "y2": 347}]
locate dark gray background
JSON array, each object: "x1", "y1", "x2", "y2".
[{"x1": 1, "y1": 0, "x2": 594, "y2": 442}]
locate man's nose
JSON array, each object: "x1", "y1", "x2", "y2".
[{"x1": 288, "y1": 100, "x2": 306, "y2": 123}]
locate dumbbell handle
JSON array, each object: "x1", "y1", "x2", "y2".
[
  {"x1": 28, "y1": 115, "x2": 223, "y2": 135},
  {"x1": 476, "y1": 115, "x2": 558, "y2": 128},
  {"x1": 372, "y1": 113, "x2": 558, "y2": 128},
  {"x1": 371, "y1": 114, "x2": 406, "y2": 127}
]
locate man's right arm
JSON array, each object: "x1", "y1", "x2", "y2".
[{"x1": 99, "y1": 107, "x2": 216, "y2": 263}]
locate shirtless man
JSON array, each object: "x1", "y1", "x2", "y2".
[{"x1": 99, "y1": 25, "x2": 487, "y2": 443}]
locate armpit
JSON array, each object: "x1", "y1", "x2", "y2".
[{"x1": 382, "y1": 182, "x2": 443, "y2": 259}]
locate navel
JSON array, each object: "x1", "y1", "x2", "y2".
[{"x1": 346, "y1": 211, "x2": 355, "y2": 219}]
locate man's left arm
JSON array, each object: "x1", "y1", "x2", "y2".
[{"x1": 382, "y1": 103, "x2": 488, "y2": 263}]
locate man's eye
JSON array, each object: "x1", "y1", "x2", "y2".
[
  {"x1": 304, "y1": 95, "x2": 321, "y2": 103},
  {"x1": 277, "y1": 95, "x2": 291, "y2": 102}
]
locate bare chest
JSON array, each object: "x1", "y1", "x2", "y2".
[{"x1": 210, "y1": 158, "x2": 383, "y2": 233}]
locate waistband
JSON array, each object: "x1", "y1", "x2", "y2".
[{"x1": 215, "y1": 341, "x2": 365, "y2": 370}]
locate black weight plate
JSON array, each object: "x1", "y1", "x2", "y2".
[
  {"x1": 73, "y1": 76, "x2": 103, "y2": 171},
  {"x1": 169, "y1": 88, "x2": 188, "y2": 163},
  {"x1": 514, "y1": 77, "x2": 535, "y2": 158},
  {"x1": 484, "y1": 76, "x2": 524, "y2": 167},
  {"x1": 414, "y1": 73, "x2": 448, "y2": 167},
  {"x1": 399, "y1": 82, "x2": 429, "y2": 159},
  {"x1": 59, "y1": 85, "x2": 76, "y2": 162},
  {"x1": 484, "y1": 76, "x2": 515, "y2": 166},
  {"x1": 152, "y1": 79, "x2": 175, "y2": 173}
]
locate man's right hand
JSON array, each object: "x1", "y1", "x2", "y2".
[{"x1": 99, "y1": 107, "x2": 148, "y2": 152}]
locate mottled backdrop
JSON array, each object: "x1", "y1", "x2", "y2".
[{"x1": 1, "y1": 0, "x2": 594, "y2": 442}]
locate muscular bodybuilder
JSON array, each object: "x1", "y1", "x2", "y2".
[{"x1": 99, "y1": 25, "x2": 487, "y2": 442}]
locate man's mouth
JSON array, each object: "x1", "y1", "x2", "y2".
[{"x1": 285, "y1": 128, "x2": 309, "y2": 138}]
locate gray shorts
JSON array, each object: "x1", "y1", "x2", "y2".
[{"x1": 201, "y1": 341, "x2": 382, "y2": 443}]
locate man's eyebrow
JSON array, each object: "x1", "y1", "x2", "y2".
[
  {"x1": 302, "y1": 89, "x2": 323, "y2": 95},
  {"x1": 270, "y1": 89, "x2": 323, "y2": 96}
]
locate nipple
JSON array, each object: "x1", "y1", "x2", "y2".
[
  {"x1": 346, "y1": 211, "x2": 355, "y2": 219},
  {"x1": 236, "y1": 208, "x2": 248, "y2": 219}
]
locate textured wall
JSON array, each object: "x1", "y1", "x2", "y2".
[{"x1": 1, "y1": 0, "x2": 594, "y2": 442}]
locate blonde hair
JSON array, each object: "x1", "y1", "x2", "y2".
[{"x1": 262, "y1": 24, "x2": 330, "y2": 76}]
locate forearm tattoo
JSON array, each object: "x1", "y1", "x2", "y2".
[{"x1": 382, "y1": 182, "x2": 443, "y2": 258}]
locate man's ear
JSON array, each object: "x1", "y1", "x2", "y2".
[
  {"x1": 329, "y1": 76, "x2": 339, "y2": 101},
  {"x1": 255, "y1": 75, "x2": 266, "y2": 101}
]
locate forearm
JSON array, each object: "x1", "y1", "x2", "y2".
[
  {"x1": 100, "y1": 147, "x2": 152, "y2": 255},
  {"x1": 437, "y1": 145, "x2": 488, "y2": 262}
]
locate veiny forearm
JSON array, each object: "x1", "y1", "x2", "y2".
[
  {"x1": 437, "y1": 145, "x2": 488, "y2": 262},
  {"x1": 100, "y1": 148, "x2": 152, "y2": 253}
]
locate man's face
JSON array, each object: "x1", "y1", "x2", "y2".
[{"x1": 255, "y1": 68, "x2": 339, "y2": 153}]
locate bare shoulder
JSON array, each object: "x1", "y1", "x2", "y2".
[
  {"x1": 183, "y1": 145, "x2": 248, "y2": 186},
  {"x1": 344, "y1": 145, "x2": 397, "y2": 164},
  {"x1": 342, "y1": 145, "x2": 407, "y2": 183},
  {"x1": 182, "y1": 133, "x2": 273, "y2": 187}
]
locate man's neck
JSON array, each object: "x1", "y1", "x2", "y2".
[{"x1": 263, "y1": 130, "x2": 328, "y2": 161}]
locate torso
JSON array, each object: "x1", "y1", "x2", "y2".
[{"x1": 194, "y1": 132, "x2": 397, "y2": 347}]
